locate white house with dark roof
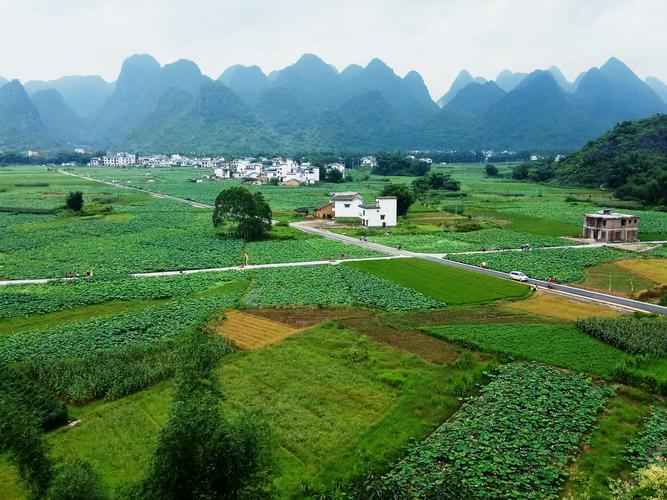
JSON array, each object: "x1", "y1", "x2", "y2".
[
  {"x1": 360, "y1": 196, "x2": 397, "y2": 227},
  {"x1": 329, "y1": 192, "x2": 397, "y2": 227},
  {"x1": 330, "y1": 192, "x2": 364, "y2": 218}
]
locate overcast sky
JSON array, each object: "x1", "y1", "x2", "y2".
[{"x1": 1, "y1": 0, "x2": 665, "y2": 99}]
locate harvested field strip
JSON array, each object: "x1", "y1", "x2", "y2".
[
  {"x1": 505, "y1": 291, "x2": 621, "y2": 321},
  {"x1": 615, "y1": 258, "x2": 667, "y2": 284},
  {"x1": 218, "y1": 310, "x2": 300, "y2": 349}
]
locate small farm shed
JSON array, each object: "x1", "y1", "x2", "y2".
[{"x1": 314, "y1": 202, "x2": 334, "y2": 219}]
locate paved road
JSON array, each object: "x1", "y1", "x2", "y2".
[
  {"x1": 291, "y1": 221, "x2": 667, "y2": 316},
  {"x1": 0, "y1": 256, "x2": 408, "y2": 286},
  {"x1": 58, "y1": 170, "x2": 214, "y2": 209}
]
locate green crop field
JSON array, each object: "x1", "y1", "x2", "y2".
[
  {"x1": 428, "y1": 323, "x2": 628, "y2": 377},
  {"x1": 345, "y1": 258, "x2": 530, "y2": 304},
  {"x1": 0, "y1": 324, "x2": 492, "y2": 498},
  {"x1": 383, "y1": 363, "x2": 612, "y2": 498},
  {"x1": 2, "y1": 164, "x2": 667, "y2": 500},
  {"x1": 368, "y1": 228, "x2": 576, "y2": 253}
]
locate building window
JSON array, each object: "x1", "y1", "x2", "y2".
[
  {"x1": 380, "y1": 214, "x2": 385, "y2": 220},
  {"x1": 621, "y1": 219, "x2": 626, "y2": 226},
  {"x1": 362, "y1": 210, "x2": 365, "y2": 215},
  {"x1": 344, "y1": 203, "x2": 350, "y2": 208}
]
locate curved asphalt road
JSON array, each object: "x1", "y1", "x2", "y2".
[{"x1": 291, "y1": 221, "x2": 667, "y2": 316}]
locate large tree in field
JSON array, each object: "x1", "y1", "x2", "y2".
[
  {"x1": 139, "y1": 331, "x2": 272, "y2": 499},
  {"x1": 379, "y1": 183, "x2": 415, "y2": 216},
  {"x1": 212, "y1": 187, "x2": 272, "y2": 240},
  {"x1": 65, "y1": 191, "x2": 84, "y2": 212}
]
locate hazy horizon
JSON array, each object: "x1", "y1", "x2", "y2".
[{"x1": 1, "y1": 0, "x2": 666, "y2": 98}]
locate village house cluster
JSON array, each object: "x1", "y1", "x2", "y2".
[{"x1": 88, "y1": 153, "x2": 358, "y2": 186}]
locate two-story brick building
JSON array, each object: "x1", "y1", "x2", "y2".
[{"x1": 583, "y1": 209, "x2": 639, "y2": 243}]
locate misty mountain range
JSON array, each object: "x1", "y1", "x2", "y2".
[{"x1": 0, "y1": 54, "x2": 666, "y2": 153}]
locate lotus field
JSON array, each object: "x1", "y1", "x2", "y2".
[
  {"x1": 0, "y1": 293, "x2": 243, "y2": 363},
  {"x1": 0, "y1": 272, "x2": 244, "y2": 319},
  {"x1": 625, "y1": 406, "x2": 667, "y2": 469},
  {"x1": 369, "y1": 228, "x2": 575, "y2": 253},
  {"x1": 383, "y1": 363, "x2": 612, "y2": 498},
  {"x1": 494, "y1": 201, "x2": 667, "y2": 234},
  {"x1": 448, "y1": 247, "x2": 629, "y2": 282},
  {"x1": 243, "y1": 264, "x2": 444, "y2": 310}
]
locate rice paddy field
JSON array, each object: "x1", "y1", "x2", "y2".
[{"x1": 1, "y1": 163, "x2": 666, "y2": 499}]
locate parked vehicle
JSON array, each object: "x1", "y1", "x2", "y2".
[{"x1": 509, "y1": 271, "x2": 529, "y2": 282}]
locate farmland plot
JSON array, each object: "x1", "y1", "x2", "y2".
[
  {"x1": 383, "y1": 363, "x2": 612, "y2": 498},
  {"x1": 217, "y1": 310, "x2": 300, "y2": 349},
  {"x1": 0, "y1": 272, "x2": 244, "y2": 319},
  {"x1": 369, "y1": 228, "x2": 575, "y2": 254},
  {"x1": 243, "y1": 265, "x2": 443, "y2": 310},
  {"x1": 0, "y1": 293, "x2": 243, "y2": 363},
  {"x1": 245, "y1": 238, "x2": 383, "y2": 264}
]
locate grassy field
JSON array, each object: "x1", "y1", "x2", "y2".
[
  {"x1": 615, "y1": 258, "x2": 667, "y2": 284},
  {"x1": 344, "y1": 258, "x2": 530, "y2": 305},
  {"x1": 580, "y1": 261, "x2": 657, "y2": 296},
  {"x1": 427, "y1": 322, "x2": 628, "y2": 377},
  {"x1": 0, "y1": 324, "x2": 490, "y2": 498}
]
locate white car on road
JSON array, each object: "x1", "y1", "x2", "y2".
[{"x1": 509, "y1": 271, "x2": 529, "y2": 282}]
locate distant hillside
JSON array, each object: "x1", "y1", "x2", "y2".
[
  {"x1": 0, "y1": 80, "x2": 58, "y2": 149},
  {"x1": 25, "y1": 75, "x2": 114, "y2": 116},
  {"x1": 646, "y1": 76, "x2": 667, "y2": 104},
  {"x1": 0, "y1": 54, "x2": 665, "y2": 152},
  {"x1": 31, "y1": 89, "x2": 85, "y2": 143},
  {"x1": 436, "y1": 70, "x2": 486, "y2": 107},
  {"x1": 556, "y1": 114, "x2": 667, "y2": 205}
]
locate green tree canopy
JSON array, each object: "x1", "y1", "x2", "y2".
[
  {"x1": 212, "y1": 187, "x2": 272, "y2": 241},
  {"x1": 373, "y1": 152, "x2": 431, "y2": 176},
  {"x1": 323, "y1": 167, "x2": 344, "y2": 183},
  {"x1": 65, "y1": 191, "x2": 84, "y2": 212},
  {"x1": 485, "y1": 164, "x2": 499, "y2": 176},
  {"x1": 139, "y1": 330, "x2": 272, "y2": 499},
  {"x1": 380, "y1": 183, "x2": 415, "y2": 216},
  {"x1": 411, "y1": 172, "x2": 461, "y2": 196}
]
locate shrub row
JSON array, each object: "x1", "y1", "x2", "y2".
[
  {"x1": 576, "y1": 316, "x2": 667, "y2": 355},
  {"x1": 0, "y1": 363, "x2": 67, "y2": 430}
]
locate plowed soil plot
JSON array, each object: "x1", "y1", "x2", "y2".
[
  {"x1": 218, "y1": 310, "x2": 299, "y2": 349},
  {"x1": 245, "y1": 307, "x2": 372, "y2": 328}
]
